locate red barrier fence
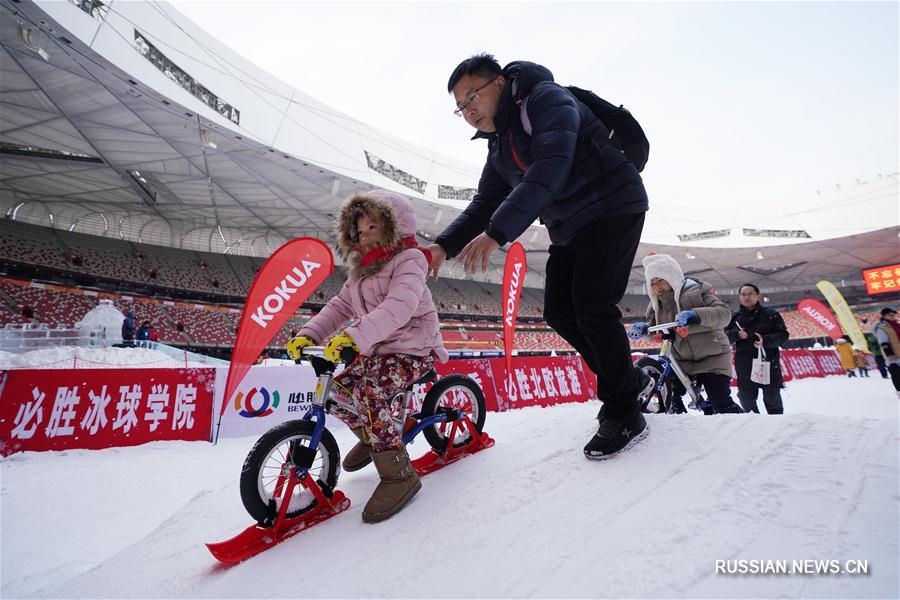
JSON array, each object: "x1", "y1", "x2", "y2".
[
  {"x1": 0, "y1": 349, "x2": 847, "y2": 455},
  {"x1": 627, "y1": 348, "x2": 849, "y2": 384}
]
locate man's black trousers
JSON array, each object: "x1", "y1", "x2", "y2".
[{"x1": 543, "y1": 212, "x2": 645, "y2": 420}]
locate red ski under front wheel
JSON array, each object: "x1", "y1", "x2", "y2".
[
  {"x1": 420, "y1": 375, "x2": 486, "y2": 454},
  {"x1": 239, "y1": 420, "x2": 340, "y2": 524}
]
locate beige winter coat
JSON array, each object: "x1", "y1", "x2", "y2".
[{"x1": 646, "y1": 278, "x2": 734, "y2": 377}]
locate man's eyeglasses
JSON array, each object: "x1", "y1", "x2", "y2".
[{"x1": 453, "y1": 78, "x2": 497, "y2": 117}]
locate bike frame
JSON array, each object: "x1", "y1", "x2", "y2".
[
  {"x1": 293, "y1": 347, "x2": 469, "y2": 479},
  {"x1": 646, "y1": 323, "x2": 702, "y2": 404}
]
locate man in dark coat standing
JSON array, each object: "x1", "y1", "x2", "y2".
[
  {"x1": 427, "y1": 54, "x2": 651, "y2": 459},
  {"x1": 725, "y1": 284, "x2": 789, "y2": 414},
  {"x1": 121, "y1": 310, "x2": 136, "y2": 344}
]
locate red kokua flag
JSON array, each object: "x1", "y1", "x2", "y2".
[
  {"x1": 501, "y1": 242, "x2": 527, "y2": 410},
  {"x1": 797, "y1": 298, "x2": 844, "y2": 341},
  {"x1": 221, "y1": 238, "x2": 334, "y2": 419}
]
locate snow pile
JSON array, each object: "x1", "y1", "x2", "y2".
[
  {"x1": 0, "y1": 345, "x2": 212, "y2": 369},
  {"x1": 2, "y1": 376, "x2": 898, "y2": 598}
]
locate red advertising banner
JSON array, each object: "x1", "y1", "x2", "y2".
[
  {"x1": 501, "y1": 242, "x2": 527, "y2": 412},
  {"x1": 861, "y1": 264, "x2": 900, "y2": 295},
  {"x1": 403, "y1": 356, "x2": 597, "y2": 414},
  {"x1": 488, "y1": 355, "x2": 596, "y2": 410},
  {"x1": 797, "y1": 299, "x2": 844, "y2": 340},
  {"x1": 631, "y1": 349, "x2": 848, "y2": 387},
  {"x1": 0, "y1": 368, "x2": 215, "y2": 455},
  {"x1": 222, "y1": 238, "x2": 333, "y2": 419},
  {"x1": 432, "y1": 358, "x2": 502, "y2": 413},
  {"x1": 780, "y1": 349, "x2": 846, "y2": 380}
]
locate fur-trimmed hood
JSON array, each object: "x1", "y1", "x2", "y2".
[{"x1": 336, "y1": 189, "x2": 417, "y2": 279}]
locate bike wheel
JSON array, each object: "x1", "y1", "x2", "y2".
[
  {"x1": 635, "y1": 357, "x2": 672, "y2": 414},
  {"x1": 420, "y1": 374, "x2": 486, "y2": 453},
  {"x1": 239, "y1": 420, "x2": 340, "y2": 524}
]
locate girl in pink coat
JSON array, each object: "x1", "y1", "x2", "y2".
[{"x1": 286, "y1": 189, "x2": 447, "y2": 523}]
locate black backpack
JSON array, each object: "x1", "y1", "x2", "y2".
[
  {"x1": 518, "y1": 83, "x2": 650, "y2": 173},
  {"x1": 566, "y1": 86, "x2": 649, "y2": 172}
]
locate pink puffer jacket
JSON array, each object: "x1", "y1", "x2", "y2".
[{"x1": 298, "y1": 189, "x2": 448, "y2": 362}]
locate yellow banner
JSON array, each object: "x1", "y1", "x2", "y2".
[{"x1": 816, "y1": 280, "x2": 868, "y2": 352}]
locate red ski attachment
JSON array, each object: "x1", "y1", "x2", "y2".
[
  {"x1": 412, "y1": 417, "x2": 495, "y2": 476},
  {"x1": 207, "y1": 469, "x2": 350, "y2": 565}
]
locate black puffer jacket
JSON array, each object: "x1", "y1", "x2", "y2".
[
  {"x1": 435, "y1": 61, "x2": 648, "y2": 256},
  {"x1": 725, "y1": 304, "x2": 790, "y2": 387}
]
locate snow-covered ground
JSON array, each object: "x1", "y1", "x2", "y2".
[{"x1": 2, "y1": 376, "x2": 898, "y2": 599}]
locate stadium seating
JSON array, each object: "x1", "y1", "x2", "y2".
[
  {"x1": 0, "y1": 219, "x2": 70, "y2": 271},
  {"x1": 0, "y1": 280, "x2": 93, "y2": 328}
]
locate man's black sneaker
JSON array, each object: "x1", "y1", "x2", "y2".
[{"x1": 583, "y1": 411, "x2": 648, "y2": 460}]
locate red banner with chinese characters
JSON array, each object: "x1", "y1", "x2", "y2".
[
  {"x1": 488, "y1": 355, "x2": 597, "y2": 410},
  {"x1": 779, "y1": 349, "x2": 847, "y2": 380},
  {"x1": 0, "y1": 369, "x2": 215, "y2": 455},
  {"x1": 630, "y1": 349, "x2": 848, "y2": 387},
  {"x1": 433, "y1": 358, "x2": 502, "y2": 413},
  {"x1": 862, "y1": 264, "x2": 900, "y2": 295},
  {"x1": 406, "y1": 356, "x2": 591, "y2": 414}
]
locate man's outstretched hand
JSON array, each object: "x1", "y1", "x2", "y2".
[
  {"x1": 426, "y1": 244, "x2": 447, "y2": 281},
  {"x1": 457, "y1": 233, "x2": 500, "y2": 275}
]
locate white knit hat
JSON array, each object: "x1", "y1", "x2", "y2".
[{"x1": 642, "y1": 253, "x2": 685, "y2": 314}]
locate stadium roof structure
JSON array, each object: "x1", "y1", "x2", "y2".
[{"x1": 1, "y1": 0, "x2": 897, "y2": 293}]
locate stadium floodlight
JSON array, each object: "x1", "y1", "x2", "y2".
[
  {"x1": 200, "y1": 130, "x2": 217, "y2": 150},
  {"x1": 127, "y1": 170, "x2": 158, "y2": 204},
  {"x1": 17, "y1": 24, "x2": 48, "y2": 61}
]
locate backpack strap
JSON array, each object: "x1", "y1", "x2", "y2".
[{"x1": 519, "y1": 96, "x2": 533, "y2": 136}]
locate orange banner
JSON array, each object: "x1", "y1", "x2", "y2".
[{"x1": 862, "y1": 264, "x2": 900, "y2": 295}]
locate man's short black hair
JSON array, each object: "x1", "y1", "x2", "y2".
[
  {"x1": 447, "y1": 53, "x2": 502, "y2": 93},
  {"x1": 739, "y1": 283, "x2": 760, "y2": 294},
  {"x1": 881, "y1": 307, "x2": 897, "y2": 316}
]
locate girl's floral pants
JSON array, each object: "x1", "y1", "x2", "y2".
[{"x1": 331, "y1": 353, "x2": 434, "y2": 451}]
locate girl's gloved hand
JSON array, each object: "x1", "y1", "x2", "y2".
[
  {"x1": 675, "y1": 310, "x2": 700, "y2": 326},
  {"x1": 628, "y1": 322, "x2": 648, "y2": 340},
  {"x1": 286, "y1": 335, "x2": 315, "y2": 362},
  {"x1": 325, "y1": 332, "x2": 360, "y2": 364}
]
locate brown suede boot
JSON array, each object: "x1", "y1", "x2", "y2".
[
  {"x1": 362, "y1": 447, "x2": 421, "y2": 523},
  {"x1": 343, "y1": 427, "x2": 373, "y2": 472}
]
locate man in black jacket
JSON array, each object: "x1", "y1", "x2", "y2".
[
  {"x1": 427, "y1": 54, "x2": 651, "y2": 459},
  {"x1": 725, "y1": 284, "x2": 790, "y2": 414}
]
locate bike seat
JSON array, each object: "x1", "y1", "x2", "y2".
[{"x1": 405, "y1": 368, "x2": 437, "y2": 390}]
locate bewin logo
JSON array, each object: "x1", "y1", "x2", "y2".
[
  {"x1": 250, "y1": 260, "x2": 322, "y2": 328},
  {"x1": 233, "y1": 387, "x2": 280, "y2": 418},
  {"x1": 504, "y1": 261, "x2": 524, "y2": 327}
]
